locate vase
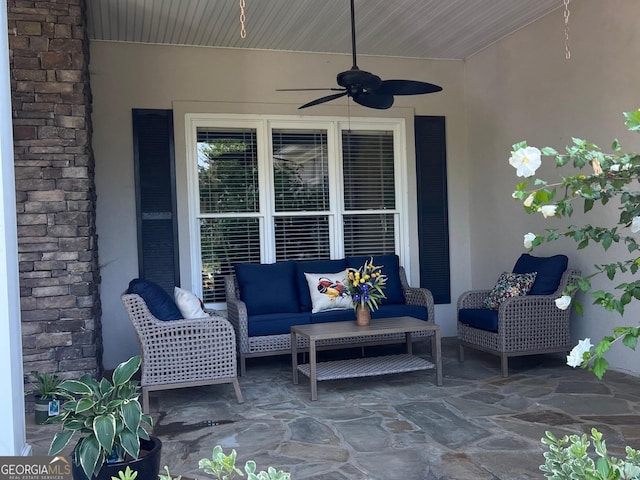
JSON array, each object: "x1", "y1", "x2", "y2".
[{"x1": 356, "y1": 305, "x2": 371, "y2": 326}]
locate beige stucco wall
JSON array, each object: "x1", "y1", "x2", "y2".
[
  {"x1": 90, "y1": 43, "x2": 469, "y2": 368},
  {"x1": 465, "y1": 0, "x2": 640, "y2": 375}
]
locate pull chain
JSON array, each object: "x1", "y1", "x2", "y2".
[
  {"x1": 563, "y1": 0, "x2": 571, "y2": 60},
  {"x1": 239, "y1": 0, "x2": 247, "y2": 39}
]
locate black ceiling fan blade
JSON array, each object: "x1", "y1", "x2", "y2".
[
  {"x1": 299, "y1": 91, "x2": 348, "y2": 109},
  {"x1": 277, "y1": 88, "x2": 344, "y2": 92},
  {"x1": 353, "y1": 92, "x2": 394, "y2": 109},
  {"x1": 377, "y1": 80, "x2": 443, "y2": 96}
]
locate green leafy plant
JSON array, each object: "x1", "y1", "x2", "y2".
[
  {"x1": 197, "y1": 445, "x2": 290, "y2": 480},
  {"x1": 540, "y1": 429, "x2": 640, "y2": 479},
  {"x1": 111, "y1": 466, "x2": 138, "y2": 480},
  {"x1": 48, "y1": 355, "x2": 153, "y2": 480},
  {"x1": 27, "y1": 371, "x2": 61, "y2": 400},
  {"x1": 510, "y1": 108, "x2": 640, "y2": 379},
  {"x1": 158, "y1": 466, "x2": 181, "y2": 480}
]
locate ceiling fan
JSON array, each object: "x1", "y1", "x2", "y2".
[{"x1": 278, "y1": 0, "x2": 442, "y2": 110}]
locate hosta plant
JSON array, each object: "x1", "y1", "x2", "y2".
[{"x1": 48, "y1": 356, "x2": 153, "y2": 479}]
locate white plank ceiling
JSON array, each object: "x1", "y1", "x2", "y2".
[{"x1": 86, "y1": 0, "x2": 566, "y2": 60}]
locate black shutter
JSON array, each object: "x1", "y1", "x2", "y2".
[
  {"x1": 132, "y1": 109, "x2": 179, "y2": 294},
  {"x1": 414, "y1": 116, "x2": 450, "y2": 304}
]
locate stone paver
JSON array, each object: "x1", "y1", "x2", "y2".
[{"x1": 26, "y1": 338, "x2": 640, "y2": 480}]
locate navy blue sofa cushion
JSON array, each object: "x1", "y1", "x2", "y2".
[
  {"x1": 372, "y1": 304, "x2": 428, "y2": 321},
  {"x1": 247, "y1": 312, "x2": 311, "y2": 336},
  {"x1": 127, "y1": 278, "x2": 183, "y2": 321},
  {"x1": 512, "y1": 254, "x2": 568, "y2": 295},
  {"x1": 296, "y1": 259, "x2": 348, "y2": 312},
  {"x1": 235, "y1": 261, "x2": 299, "y2": 316},
  {"x1": 311, "y1": 308, "x2": 356, "y2": 324},
  {"x1": 347, "y1": 254, "x2": 405, "y2": 305},
  {"x1": 458, "y1": 308, "x2": 499, "y2": 332}
]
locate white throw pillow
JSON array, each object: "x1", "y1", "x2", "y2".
[
  {"x1": 174, "y1": 287, "x2": 208, "y2": 319},
  {"x1": 304, "y1": 271, "x2": 353, "y2": 314}
]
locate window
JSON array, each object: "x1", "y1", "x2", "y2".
[{"x1": 187, "y1": 115, "x2": 406, "y2": 306}]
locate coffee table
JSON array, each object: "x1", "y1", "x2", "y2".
[{"x1": 291, "y1": 317, "x2": 442, "y2": 400}]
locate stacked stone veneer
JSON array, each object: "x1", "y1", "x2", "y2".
[{"x1": 7, "y1": 0, "x2": 102, "y2": 385}]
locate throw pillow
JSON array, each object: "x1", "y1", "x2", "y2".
[
  {"x1": 174, "y1": 287, "x2": 208, "y2": 319},
  {"x1": 512, "y1": 254, "x2": 568, "y2": 295},
  {"x1": 483, "y1": 272, "x2": 538, "y2": 310},
  {"x1": 127, "y1": 279, "x2": 183, "y2": 321},
  {"x1": 304, "y1": 271, "x2": 353, "y2": 314}
]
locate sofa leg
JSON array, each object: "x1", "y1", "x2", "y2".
[
  {"x1": 501, "y1": 355, "x2": 509, "y2": 377},
  {"x1": 240, "y1": 355, "x2": 246, "y2": 377},
  {"x1": 232, "y1": 378, "x2": 244, "y2": 404},
  {"x1": 458, "y1": 343, "x2": 465, "y2": 362}
]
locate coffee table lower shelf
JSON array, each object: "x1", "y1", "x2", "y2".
[{"x1": 296, "y1": 354, "x2": 434, "y2": 382}]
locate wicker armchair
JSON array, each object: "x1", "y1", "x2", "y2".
[
  {"x1": 457, "y1": 268, "x2": 580, "y2": 377},
  {"x1": 121, "y1": 293, "x2": 243, "y2": 412}
]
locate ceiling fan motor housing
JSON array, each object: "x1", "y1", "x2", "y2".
[{"x1": 337, "y1": 68, "x2": 381, "y2": 93}]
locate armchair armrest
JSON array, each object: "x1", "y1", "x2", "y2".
[
  {"x1": 224, "y1": 275, "x2": 250, "y2": 356},
  {"x1": 457, "y1": 290, "x2": 491, "y2": 310},
  {"x1": 399, "y1": 266, "x2": 435, "y2": 323}
]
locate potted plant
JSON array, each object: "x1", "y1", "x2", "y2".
[
  {"x1": 27, "y1": 370, "x2": 62, "y2": 425},
  {"x1": 48, "y1": 355, "x2": 162, "y2": 480}
]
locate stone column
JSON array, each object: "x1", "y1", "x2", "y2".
[{"x1": 7, "y1": 0, "x2": 102, "y2": 387}]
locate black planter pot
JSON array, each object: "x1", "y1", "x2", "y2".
[
  {"x1": 34, "y1": 395, "x2": 59, "y2": 424},
  {"x1": 71, "y1": 437, "x2": 162, "y2": 480}
]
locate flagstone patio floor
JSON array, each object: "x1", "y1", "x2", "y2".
[{"x1": 26, "y1": 338, "x2": 640, "y2": 480}]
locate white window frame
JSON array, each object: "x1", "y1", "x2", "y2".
[{"x1": 185, "y1": 113, "x2": 409, "y2": 308}]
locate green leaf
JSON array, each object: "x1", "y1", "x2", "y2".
[
  {"x1": 78, "y1": 436, "x2": 102, "y2": 480},
  {"x1": 122, "y1": 398, "x2": 142, "y2": 434},
  {"x1": 541, "y1": 146, "x2": 558, "y2": 156},
  {"x1": 573, "y1": 299, "x2": 583, "y2": 316},
  {"x1": 75, "y1": 397, "x2": 95, "y2": 413},
  {"x1": 112, "y1": 356, "x2": 141, "y2": 387},
  {"x1": 94, "y1": 414, "x2": 116, "y2": 454},
  {"x1": 49, "y1": 430, "x2": 74, "y2": 455},
  {"x1": 119, "y1": 429, "x2": 140, "y2": 460},
  {"x1": 58, "y1": 380, "x2": 94, "y2": 395},
  {"x1": 591, "y1": 357, "x2": 609, "y2": 379},
  {"x1": 622, "y1": 333, "x2": 638, "y2": 350},
  {"x1": 624, "y1": 109, "x2": 640, "y2": 131}
]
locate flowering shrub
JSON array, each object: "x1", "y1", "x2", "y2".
[
  {"x1": 511, "y1": 109, "x2": 640, "y2": 480},
  {"x1": 345, "y1": 258, "x2": 387, "y2": 310},
  {"x1": 510, "y1": 108, "x2": 640, "y2": 379}
]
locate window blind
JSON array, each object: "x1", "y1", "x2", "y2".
[
  {"x1": 274, "y1": 215, "x2": 330, "y2": 261},
  {"x1": 343, "y1": 213, "x2": 396, "y2": 257}
]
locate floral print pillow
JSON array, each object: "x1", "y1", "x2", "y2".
[{"x1": 483, "y1": 272, "x2": 538, "y2": 309}]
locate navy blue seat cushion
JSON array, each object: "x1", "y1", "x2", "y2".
[
  {"x1": 458, "y1": 308, "x2": 499, "y2": 332},
  {"x1": 127, "y1": 278, "x2": 183, "y2": 321},
  {"x1": 311, "y1": 308, "x2": 356, "y2": 324},
  {"x1": 247, "y1": 312, "x2": 311, "y2": 336},
  {"x1": 235, "y1": 261, "x2": 299, "y2": 316},
  {"x1": 372, "y1": 304, "x2": 428, "y2": 321},
  {"x1": 512, "y1": 254, "x2": 568, "y2": 295},
  {"x1": 296, "y1": 259, "x2": 347, "y2": 312},
  {"x1": 347, "y1": 254, "x2": 405, "y2": 305}
]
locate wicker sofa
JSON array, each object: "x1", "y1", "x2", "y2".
[{"x1": 224, "y1": 255, "x2": 436, "y2": 375}]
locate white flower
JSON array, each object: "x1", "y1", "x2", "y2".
[
  {"x1": 610, "y1": 164, "x2": 621, "y2": 172},
  {"x1": 631, "y1": 216, "x2": 640, "y2": 233},
  {"x1": 523, "y1": 232, "x2": 536, "y2": 249},
  {"x1": 566, "y1": 338, "x2": 593, "y2": 368},
  {"x1": 509, "y1": 147, "x2": 542, "y2": 178},
  {"x1": 523, "y1": 193, "x2": 535, "y2": 207},
  {"x1": 555, "y1": 295, "x2": 571, "y2": 310},
  {"x1": 540, "y1": 205, "x2": 557, "y2": 218}
]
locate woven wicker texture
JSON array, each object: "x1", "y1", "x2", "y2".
[
  {"x1": 457, "y1": 268, "x2": 580, "y2": 377},
  {"x1": 225, "y1": 265, "x2": 436, "y2": 375},
  {"x1": 121, "y1": 293, "x2": 243, "y2": 410},
  {"x1": 296, "y1": 354, "x2": 434, "y2": 381}
]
